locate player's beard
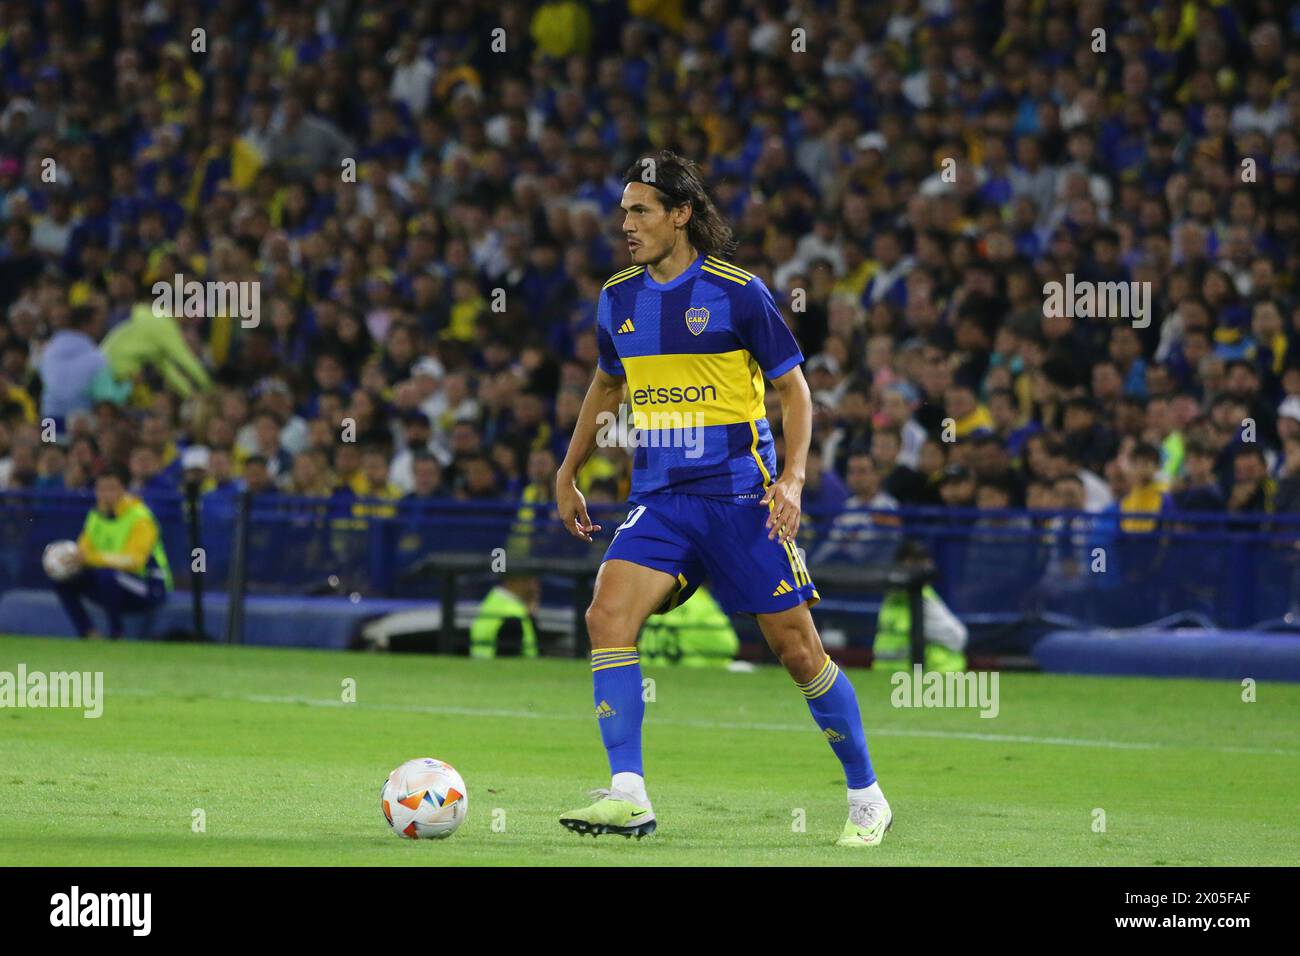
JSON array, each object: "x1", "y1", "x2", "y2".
[{"x1": 633, "y1": 235, "x2": 673, "y2": 267}]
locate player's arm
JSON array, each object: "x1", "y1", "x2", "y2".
[
  {"x1": 75, "y1": 526, "x2": 97, "y2": 569},
  {"x1": 556, "y1": 365, "x2": 625, "y2": 542},
  {"x1": 113, "y1": 518, "x2": 157, "y2": 574},
  {"x1": 77, "y1": 527, "x2": 95, "y2": 558},
  {"x1": 558, "y1": 287, "x2": 627, "y2": 542},
  {"x1": 738, "y1": 277, "x2": 809, "y2": 544},
  {"x1": 763, "y1": 365, "x2": 811, "y2": 543}
]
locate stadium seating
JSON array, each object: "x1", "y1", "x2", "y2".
[{"x1": 1, "y1": 0, "x2": 1297, "y2": 677}]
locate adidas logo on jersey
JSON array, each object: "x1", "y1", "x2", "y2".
[
  {"x1": 616, "y1": 318, "x2": 636, "y2": 334},
  {"x1": 772, "y1": 579, "x2": 794, "y2": 596}
]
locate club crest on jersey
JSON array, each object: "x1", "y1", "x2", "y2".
[{"x1": 685, "y1": 306, "x2": 710, "y2": 336}]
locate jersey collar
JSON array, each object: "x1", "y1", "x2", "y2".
[
  {"x1": 100, "y1": 494, "x2": 139, "y2": 518},
  {"x1": 643, "y1": 254, "x2": 703, "y2": 292}
]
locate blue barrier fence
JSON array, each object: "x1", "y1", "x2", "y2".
[{"x1": 2, "y1": 491, "x2": 1298, "y2": 632}]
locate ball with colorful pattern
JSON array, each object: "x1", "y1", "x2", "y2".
[{"x1": 381, "y1": 758, "x2": 468, "y2": 839}]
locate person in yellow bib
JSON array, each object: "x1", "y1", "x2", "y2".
[
  {"x1": 469, "y1": 575, "x2": 540, "y2": 659},
  {"x1": 638, "y1": 585, "x2": 739, "y2": 667},
  {"x1": 873, "y1": 540, "x2": 967, "y2": 673},
  {"x1": 51, "y1": 464, "x2": 173, "y2": 639}
]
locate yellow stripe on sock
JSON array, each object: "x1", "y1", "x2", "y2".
[
  {"x1": 797, "y1": 656, "x2": 832, "y2": 690},
  {"x1": 591, "y1": 659, "x2": 640, "y2": 672},
  {"x1": 804, "y1": 664, "x2": 839, "y2": 699},
  {"x1": 797, "y1": 656, "x2": 839, "y2": 699},
  {"x1": 801, "y1": 668, "x2": 838, "y2": 699},
  {"x1": 591, "y1": 646, "x2": 639, "y2": 671}
]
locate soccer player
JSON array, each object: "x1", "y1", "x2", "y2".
[{"x1": 554, "y1": 152, "x2": 891, "y2": 846}]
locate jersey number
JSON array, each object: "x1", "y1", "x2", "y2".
[{"x1": 613, "y1": 505, "x2": 647, "y2": 537}]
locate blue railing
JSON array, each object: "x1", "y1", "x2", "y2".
[{"x1": 2, "y1": 491, "x2": 1297, "y2": 630}]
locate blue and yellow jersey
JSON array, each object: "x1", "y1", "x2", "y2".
[{"x1": 595, "y1": 255, "x2": 803, "y2": 498}]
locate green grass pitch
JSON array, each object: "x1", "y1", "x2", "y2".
[{"x1": 1, "y1": 633, "x2": 1298, "y2": 866}]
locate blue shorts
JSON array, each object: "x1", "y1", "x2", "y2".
[{"x1": 602, "y1": 493, "x2": 819, "y2": 616}]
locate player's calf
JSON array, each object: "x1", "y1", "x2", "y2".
[
  {"x1": 759, "y1": 605, "x2": 825, "y2": 683},
  {"x1": 758, "y1": 607, "x2": 890, "y2": 844},
  {"x1": 568, "y1": 559, "x2": 677, "y2": 836}
]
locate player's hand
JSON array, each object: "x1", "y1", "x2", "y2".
[
  {"x1": 761, "y1": 476, "x2": 803, "y2": 543},
  {"x1": 556, "y1": 474, "x2": 602, "y2": 543}
]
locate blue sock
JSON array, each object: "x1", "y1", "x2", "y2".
[
  {"x1": 797, "y1": 656, "x2": 875, "y2": 789},
  {"x1": 591, "y1": 646, "x2": 645, "y2": 776}
]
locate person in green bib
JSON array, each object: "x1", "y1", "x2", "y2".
[
  {"x1": 469, "y1": 574, "x2": 540, "y2": 658},
  {"x1": 51, "y1": 464, "x2": 173, "y2": 639},
  {"x1": 873, "y1": 540, "x2": 967, "y2": 672},
  {"x1": 639, "y1": 584, "x2": 739, "y2": 667}
]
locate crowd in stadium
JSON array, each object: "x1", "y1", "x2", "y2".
[{"x1": 1, "y1": 0, "x2": 1299, "y2": 538}]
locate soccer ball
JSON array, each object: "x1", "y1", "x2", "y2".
[
  {"x1": 42, "y1": 540, "x2": 81, "y2": 581},
  {"x1": 381, "y1": 758, "x2": 468, "y2": 839}
]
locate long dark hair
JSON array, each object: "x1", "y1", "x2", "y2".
[{"x1": 623, "y1": 150, "x2": 737, "y2": 258}]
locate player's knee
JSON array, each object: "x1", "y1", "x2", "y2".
[
  {"x1": 778, "y1": 645, "x2": 822, "y2": 682},
  {"x1": 770, "y1": 628, "x2": 822, "y2": 682},
  {"x1": 585, "y1": 602, "x2": 632, "y2": 648}
]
